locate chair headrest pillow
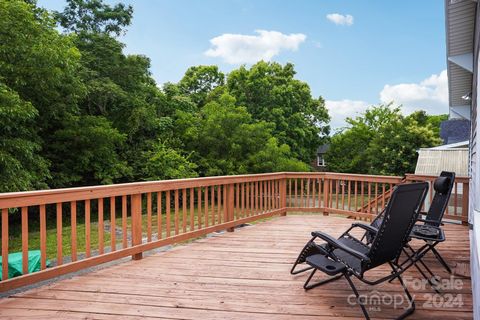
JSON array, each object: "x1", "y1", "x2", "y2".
[{"x1": 433, "y1": 176, "x2": 451, "y2": 194}]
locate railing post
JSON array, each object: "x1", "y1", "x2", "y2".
[
  {"x1": 226, "y1": 183, "x2": 235, "y2": 232},
  {"x1": 462, "y1": 182, "x2": 469, "y2": 226},
  {"x1": 131, "y1": 193, "x2": 143, "y2": 260},
  {"x1": 323, "y1": 178, "x2": 329, "y2": 216},
  {"x1": 280, "y1": 178, "x2": 287, "y2": 216}
]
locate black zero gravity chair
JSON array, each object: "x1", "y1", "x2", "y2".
[
  {"x1": 292, "y1": 182, "x2": 429, "y2": 320},
  {"x1": 366, "y1": 172, "x2": 456, "y2": 291}
]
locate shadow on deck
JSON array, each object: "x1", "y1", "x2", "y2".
[{"x1": 0, "y1": 215, "x2": 472, "y2": 319}]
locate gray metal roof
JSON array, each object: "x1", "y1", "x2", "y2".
[{"x1": 415, "y1": 148, "x2": 469, "y2": 176}]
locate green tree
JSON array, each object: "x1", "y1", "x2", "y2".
[
  {"x1": 178, "y1": 65, "x2": 225, "y2": 107},
  {"x1": 54, "y1": 0, "x2": 133, "y2": 36},
  {"x1": 226, "y1": 61, "x2": 330, "y2": 162},
  {"x1": 326, "y1": 104, "x2": 442, "y2": 176},
  {"x1": 141, "y1": 142, "x2": 198, "y2": 181},
  {"x1": 47, "y1": 115, "x2": 129, "y2": 187},
  {"x1": 0, "y1": 84, "x2": 49, "y2": 192},
  {"x1": 177, "y1": 93, "x2": 308, "y2": 175}
]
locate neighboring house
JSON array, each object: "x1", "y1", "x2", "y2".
[
  {"x1": 444, "y1": 0, "x2": 479, "y2": 317},
  {"x1": 312, "y1": 144, "x2": 329, "y2": 171}
]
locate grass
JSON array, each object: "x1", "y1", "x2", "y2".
[{"x1": 2, "y1": 204, "x2": 238, "y2": 261}]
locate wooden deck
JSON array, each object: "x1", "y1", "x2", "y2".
[{"x1": 0, "y1": 215, "x2": 472, "y2": 319}]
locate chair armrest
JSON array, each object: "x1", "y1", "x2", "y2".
[
  {"x1": 351, "y1": 223, "x2": 378, "y2": 234},
  {"x1": 311, "y1": 231, "x2": 370, "y2": 262}
]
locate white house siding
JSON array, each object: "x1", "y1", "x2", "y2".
[{"x1": 470, "y1": 1, "x2": 480, "y2": 318}]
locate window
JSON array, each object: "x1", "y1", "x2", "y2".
[{"x1": 317, "y1": 155, "x2": 326, "y2": 167}]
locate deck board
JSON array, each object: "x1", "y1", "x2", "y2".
[{"x1": 0, "y1": 215, "x2": 472, "y2": 319}]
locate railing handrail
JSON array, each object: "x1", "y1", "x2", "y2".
[
  {"x1": 0, "y1": 172, "x2": 407, "y2": 209},
  {"x1": 405, "y1": 173, "x2": 469, "y2": 182},
  {"x1": 286, "y1": 172, "x2": 403, "y2": 183},
  {"x1": 0, "y1": 172, "x2": 287, "y2": 209}
]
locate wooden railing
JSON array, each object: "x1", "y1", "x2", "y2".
[{"x1": 0, "y1": 172, "x2": 469, "y2": 291}]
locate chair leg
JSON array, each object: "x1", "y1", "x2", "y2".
[
  {"x1": 344, "y1": 273, "x2": 370, "y2": 320},
  {"x1": 431, "y1": 247, "x2": 452, "y2": 274},
  {"x1": 303, "y1": 269, "x2": 343, "y2": 290},
  {"x1": 290, "y1": 262, "x2": 313, "y2": 275},
  {"x1": 389, "y1": 263, "x2": 416, "y2": 320},
  {"x1": 398, "y1": 247, "x2": 440, "y2": 294}
]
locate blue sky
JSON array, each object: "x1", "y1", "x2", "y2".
[{"x1": 37, "y1": 0, "x2": 447, "y2": 128}]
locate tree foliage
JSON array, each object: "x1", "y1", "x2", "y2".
[
  {"x1": 54, "y1": 0, "x2": 133, "y2": 36},
  {"x1": 0, "y1": 0, "x2": 324, "y2": 192},
  {"x1": 325, "y1": 104, "x2": 443, "y2": 176}
]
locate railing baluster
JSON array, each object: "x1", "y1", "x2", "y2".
[
  {"x1": 341, "y1": 181, "x2": 345, "y2": 210},
  {"x1": 305, "y1": 178, "x2": 310, "y2": 208},
  {"x1": 354, "y1": 181, "x2": 358, "y2": 211},
  {"x1": 317, "y1": 179, "x2": 322, "y2": 208},
  {"x1": 39, "y1": 205, "x2": 46, "y2": 270},
  {"x1": 241, "y1": 183, "x2": 245, "y2": 218},
  {"x1": 2, "y1": 208, "x2": 8, "y2": 280},
  {"x1": 210, "y1": 186, "x2": 217, "y2": 222},
  {"x1": 147, "y1": 193, "x2": 152, "y2": 242},
  {"x1": 197, "y1": 187, "x2": 202, "y2": 229},
  {"x1": 122, "y1": 196, "x2": 128, "y2": 247},
  {"x1": 21, "y1": 207, "x2": 28, "y2": 275},
  {"x1": 300, "y1": 179, "x2": 304, "y2": 208},
  {"x1": 236, "y1": 183, "x2": 240, "y2": 218},
  {"x1": 246, "y1": 183, "x2": 250, "y2": 216},
  {"x1": 255, "y1": 181, "x2": 259, "y2": 214},
  {"x1": 174, "y1": 189, "x2": 179, "y2": 235},
  {"x1": 367, "y1": 183, "x2": 371, "y2": 216},
  {"x1": 251, "y1": 182, "x2": 255, "y2": 214},
  {"x1": 217, "y1": 186, "x2": 222, "y2": 223},
  {"x1": 71, "y1": 201, "x2": 77, "y2": 261},
  {"x1": 166, "y1": 190, "x2": 171, "y2": 237},
  {"x1": 462, "y1": 182, "x2": 469, "y2": 224},
  {"x1": 312, "y1": 179, "x2": 316, "y2": 208},
  {"x1": 110, "y1": 197, "x2": 116, "y2": 251},
  {"x1": 335, "y1": 180, "x2": 339, "y2": 209},
  {"x1": 382, "y1": 184, "x2": 386, "y2": 210},
  {"x1": 223, "y1": 185, "x2": 228, "y2": 223},
  {"x1": 294, "y1": 179, "x2": 298, "y2": 207},
  {"x1": 375, "y1": 183, "x2": 379, "y2": 215},
  {"x1": 190, "y1": 188, "x2": 195, "y2": 231},
  {"x1": 454, "y1": 182, "x2": 458, "y2": 216},
  {"x1": 360, "y1": 182, "x2": 364, "y2": 214},
  {"x1": 204, "y1": 187, "x2": 208, "y2": 227},
  {"x1": 98, "y1": 198, "x2": 104, "y2": 255},
  {"x1": 347, "y1": 181, "x2": 351, "y2": 211},
  {"x1": 85, "y1": 200, "x2": 91, "y2": 258},
  {"x1": 183, "y1": 188, "x2": 187, "y2": 233},
  {"x1": 56, "y1": 203, "x2": 63, "y2": 265},
  {"x1": 211, "y1": 186, "x2": 215, "y2": 225}
]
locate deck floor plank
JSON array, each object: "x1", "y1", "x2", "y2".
[{"x1": 0, "y1": 215, "x2": 472, "y2": 319}]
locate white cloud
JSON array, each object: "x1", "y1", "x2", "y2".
[
  {"x1": 326, "y1": 13, "x2": 354, "y2": 26},
  {"x1": 380, "y1": 70, "x2": 448, "y2": 114},
  {"x1": 326, "y1": 70, "x2": 448, "y2": 130},
  {"x1": 325, "y1": 99, "x2": 369, "y2": 129},
  {"x1": 204, "y1": 30, "x2": 306, "y2": 64}
]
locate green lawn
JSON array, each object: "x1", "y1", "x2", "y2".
[{"x1": 3, "y1": 205, "x2": 236, "y2": 261}]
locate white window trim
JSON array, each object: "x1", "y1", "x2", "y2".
[{"x1": 317, "y1": 155, "x2": 326, "y2": 167}]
